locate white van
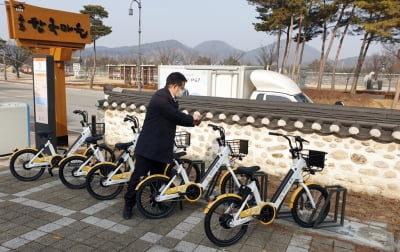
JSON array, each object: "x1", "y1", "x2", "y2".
[{"x1": 249, "y1": 70, "x2": 313, "y2": 103}]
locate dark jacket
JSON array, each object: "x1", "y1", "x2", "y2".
[{"x1": 135, "y1": 87, "x2": 194, "y2": 163}]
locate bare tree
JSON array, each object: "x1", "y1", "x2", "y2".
[
  {"x1": 153, "y1": 47, "x2": 182, "y2": 65},
  {"x1": 256, "y1": 44, "x2": 276, "y2": 69},
  {"x1": 4, "y1": 42, "x2": 32, "y2": 78},
  {"x1": 220, "y1": 52, "x2": 244, "y2": 65}
]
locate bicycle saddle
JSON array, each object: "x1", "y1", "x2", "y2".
[
  {"x1": 115, "y1": 141, "x2": 134, "y2": 150},
  {"x1": 85, "y1": 135, "x2": 103, "y2": 144},
  {"x1": 236, "y1": 166, "x2": 260, "y2": 175},
  {"x1": 173, "y1": 152, "x2": 186, "y2": 160}
]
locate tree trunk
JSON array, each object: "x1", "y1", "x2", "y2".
[
  {"x1": 316, "y1": 22, "x2": 328, "y2": 89},
  {"x1": 291, "y1": 15, "x2": 303, "y2": 80},
  {"x1": 296, "y1": 41, "x2": 306, "y2": 83},
  {"x1": 331, "y1": 6, "x2": 355, "y2": 90},
  {"x1": 350, "y1": 33, "x2": 372, "y2": 94},
  {"x1": 281, "y1": 16, "x2": 294, "y2": 73},
  {"x1": 276, "y1": 29, "x2": 281, "y2": 71},
  {"x1": 90, "y1": 39, "x2": 97, "y2": 89},
  {"x1": 391, "y1": 78, "x2": 400, "y2": 109}
]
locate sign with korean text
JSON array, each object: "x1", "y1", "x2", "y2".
[{"x1": 6, "y1": 0, "x2": 91, "y2": 47}]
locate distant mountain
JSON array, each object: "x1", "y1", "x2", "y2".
[
  {"x1": 193, "y1": 40, "x2": 243, "y2": 60},
  {"x1": 242, "y1": 41, "x2": 322, "y2": 65},
  {"x1": 76, "y1": 39, "x2": 357, "y2": 66}
]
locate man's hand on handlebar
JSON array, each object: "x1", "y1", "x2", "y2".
[{"x1": 193, "y1": 111, "x2": 202, "y2": 126}]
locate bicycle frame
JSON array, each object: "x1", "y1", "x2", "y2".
[
  {"x1": 149, "y1": 136, "x2": 241, "y2": 202},
  {"x1": 64, "y1": 126, "x2": 92, "y2": 156},
  {"x1": 24, "y1": 139, "x2": 59, "y2": 168},
  {"x1": 97, "y1": 139, "x2": 137, "y2": 186},
  {"x1": 70, "y1": 143, "x2": 108, "y2": 177},
  {"x1": 224, "y1": 157, "x2": 318, "y2": 227}
]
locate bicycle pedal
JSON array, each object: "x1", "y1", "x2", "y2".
[{"x1": 48, "y1": 168, "x2": 54, "y2": 176}]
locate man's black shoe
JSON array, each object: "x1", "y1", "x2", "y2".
[{"x1": 123, "y1": 205, "x2": 133, "y2": 219}]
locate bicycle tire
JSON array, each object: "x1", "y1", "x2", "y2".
[
  {"x1": 83, "y1": 144, "x2": 115, "y2": 162},
  {"x1": 9, "y1": 149, "x2": 46, "y2": 181},
  {"x1": 86, "y1": 163, "x2": 124, "y2": 200},
  {"x1": 58, "y1": 155, "x2": 88, "y2": 189},
  {"x1": 220, "y1": 170, "x2": 260, "y2": 195},
  {"x1": 136, "y1": 176, "x2": 178, "y2": 219},
  {"x1": 164, "y1": 159, "x2": 201, "y2": 183},
  {"x1": 291, "y1": 184, "x2": 330, "y2": 228},
  {"x1": 204, "y1": 195, "x2": 249, "y2": 247}
]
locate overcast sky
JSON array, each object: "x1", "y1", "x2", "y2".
[{"x1": 1, "y1": 0, "x2": 383, "y2": 58}]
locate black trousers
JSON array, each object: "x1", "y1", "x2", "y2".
[{"x1": 124, "y1": 154, "x2": 166, "y2": 207}]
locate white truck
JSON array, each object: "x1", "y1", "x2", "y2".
[
  {"x1": 158, "y1": 65, "x2": 313, "y2": 103},
  {"x1": 249, "y1": 69, "x2": 313, "y2": 103}
]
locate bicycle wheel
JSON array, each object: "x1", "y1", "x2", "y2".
[
  {"x1": 9, "y1": 149, "x2": 46, "y2": 181},
  {"x1": 291, "y1": 184, "x2": 330, "y2": 228},
  {"x1": 220, "y1": 170, "x2": 260, "y2": 195},
  {"x1": 165, "y1": 159, "x2": 201, "y2": 183},
  {"x1": 204, "y1": 196, "x2": 249, "y2": 247},
  {"x1": 136, "y1": 176, "x2": 178, "y2": 219},
  {"x1": 58, "y1": 155, "x2": 88, "y2": 189},
  {"x1": 83, "y1": 144, "x2": 115, "y2": 162},
  {"x1": 86, "y1": 163, "x2": 124, "y2": 200}
]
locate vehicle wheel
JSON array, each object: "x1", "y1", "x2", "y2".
[
  {"x1": 165, "y1": 159, "x2": 201, "y2": 183},
  {"x1": 86, "y1": 163, "x2": 124, "y2": 200},
  {"x1": 136, "y1": 176, "x2": 178, "y2": 219},
  {"x1": 220, "y1": 171, "x2": 260, "y2": 195},
  {"x1": 9, "y1": 149, "x2": 45, "y2": 181},
  {"x1": 83, "y1": 144, "x2": 115, "y2": 162},
  {"x1": 204, "y1": 196, "x2": 249, "y2": 247},
  {"x1": 58, "y1": 155, "x2": 88, "y2": 189},
  {"x1": 291, "y1": 184, "x2": 330, "y2": 228}
]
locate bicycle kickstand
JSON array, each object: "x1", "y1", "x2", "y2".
[{"x1": 48, "y1": 167, "x2": 54, "y2": 177}]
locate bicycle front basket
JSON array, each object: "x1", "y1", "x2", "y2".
[
  {"x1": 89, "y1": 122, "x2": 105, "y2": 136},
  {"x1": 175, "y1": 131, "x2": 191, "y2": 149},
  {"x1": 226, "y1": 139, "x2": 248, "y2": 157},
  {"x1": 304, "y1": 150, "x2": 326, "y2": 170}
]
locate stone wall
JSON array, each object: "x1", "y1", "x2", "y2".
[{"x1": 103, "y1": 109, "x2": 400, "y2": 201}]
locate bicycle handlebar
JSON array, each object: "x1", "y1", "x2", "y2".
[
  {"x1": 208, "y1": 124, "x2": 225, "y2": 146},
  {"x1": 124, "y1": 115, "x2": 140, "y2": 133},
  {"x1": 73, "y1": 110, "x2": 88, "y2": 127},
  {"x1": 269, "y1": 132, "x2": 309, "y2": 158}
]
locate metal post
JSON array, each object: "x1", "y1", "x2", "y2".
[{"x1": 129, "y1": 0, "x2": 142, "y2": 91}]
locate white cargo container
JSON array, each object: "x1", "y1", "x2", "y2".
[{"x1": 158, "y1": 65, "x2": 263, "y2": 98}]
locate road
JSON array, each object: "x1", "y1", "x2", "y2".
[{"x1": 0, "y1": 81, "x2": 104, "y2": 132}]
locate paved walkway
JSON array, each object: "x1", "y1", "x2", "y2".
[{"x1": 0, "y1": 154, "x2": 396, "y2": 252}]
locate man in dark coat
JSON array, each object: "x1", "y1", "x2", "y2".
[{"x1": 123, "y1": 72, "x2": 201, "y2": 219}]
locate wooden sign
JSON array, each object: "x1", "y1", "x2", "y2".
[{"x1": 6, "y1": 0, "x2": 91, "y2": 49}]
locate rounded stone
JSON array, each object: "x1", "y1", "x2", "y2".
[
  {"x1": 373, "y1": 161, "x2": 389, "y2": 169},
  {"x1": 331, "y1": 150, "x2": 348, "y2": 160},
  {"x1": 350, "y1": 154, "x2": 367, "y2": 164},
  {"x1": 383, "y1": 171, "x2": 397, "y2": 179},
  {"x1": 359, "y1": 168, "x2": 379, "y2": 176}
]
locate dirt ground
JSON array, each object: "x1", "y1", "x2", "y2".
[{"x1": 303, "y1": 89, "x2": 400, "y2": 243}]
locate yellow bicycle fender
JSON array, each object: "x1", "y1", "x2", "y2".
[
  {"x1": 288, "y1": 182, "x2": 316, "y2": 209},
  {"x1": 10, "y1": 148, "x2": 38, "y2": 159},
  {"x1": 91, "y1": 161, "x2": 116, "y2": 169},
  {"x1": 135, "y1": 174, "x2": 170, "y2": 191},
  {"x1": 163, "y1": 163, "x2": 173, "y2": 176},
  {"x1": 203, "y1": 193, "x2": 242, "y2": 214},
  {"x1": 218, "y1": 167, "x2": 238, "y2": 189},
  {"x1": 59, "y1": 154, "x2": 87, "y2": 165}
]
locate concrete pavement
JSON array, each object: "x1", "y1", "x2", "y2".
[{"x1": 0, "y1": 154, "x2": 397, "y2": 252}]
